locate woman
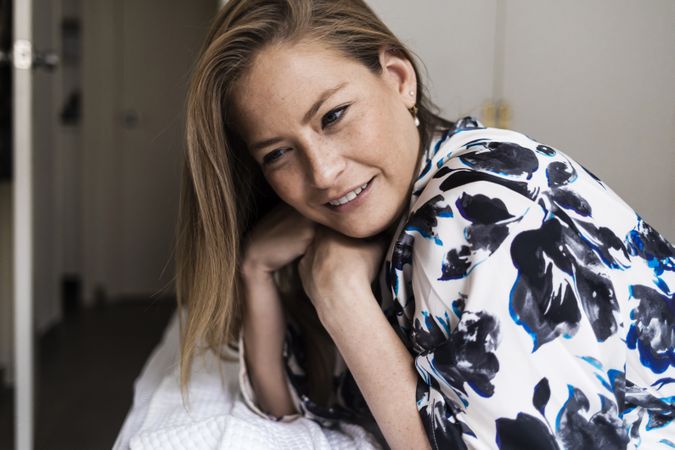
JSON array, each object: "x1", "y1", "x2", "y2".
[{"x1": 176, "y1": 0, "x2": 674, "y2": 448}]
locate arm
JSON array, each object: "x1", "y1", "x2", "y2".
[
  {"x1": 317, "y1": 285, "x2": 432, "y2": 450},
  {"x1": 240, "y1": 263, "x2": 298, "y2": 418},
  {"x1": 238, "y1": 204, "x2": 316, "y2": 419},
  {"x1": 298, "y1": 229, "x2": 432, "y2": 450}
]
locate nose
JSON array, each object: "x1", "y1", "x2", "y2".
[{"x1": 303, "y1": 143, "x2": 346, "y2": 190}]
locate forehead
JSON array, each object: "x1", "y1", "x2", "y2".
[
  {"x1": 231, "y1": 40, "x2": 377, "y2": 138},
  {"x1": 239, "y1": 40, "x2": 365, "y2": 100}
]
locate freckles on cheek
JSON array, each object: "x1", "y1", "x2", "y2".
[{"x1": 348, "y1": 109, "x2": 380, "y2": 147}]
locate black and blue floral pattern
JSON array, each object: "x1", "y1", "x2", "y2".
[{"x1": 383, "y1": 117, "x2": 674, "y2": 448}]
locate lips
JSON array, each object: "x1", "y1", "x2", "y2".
[
  {"x1": 325, "y1": 177, "x2": 374, "y2": 211},
  {"x1": 327, "y1": 181, "x2": 369, "y2": 206}
]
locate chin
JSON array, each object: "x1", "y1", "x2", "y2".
[{"x1": 328, "y1": 217, "x2": 393, "y2": 239}]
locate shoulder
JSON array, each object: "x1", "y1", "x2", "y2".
[
  {"x1": 402, "y1": 173, "x2": 541, "y2": 286},
  {"x1": 418, "y1": 122, "x2": 571, "y2": 201},
  {"x1": 411, "y1": 119, "x2": 643, "y2": 244},
  {"x1": 407, "y1": 124, "x2": 548, "y2": 248},
  {"x1": 401, "y1": 120, "x2": 630, "y2": 279}
]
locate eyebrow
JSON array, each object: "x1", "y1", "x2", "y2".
[{"x1": 249, "y1": 82, "x2": 348, "y2": 153}]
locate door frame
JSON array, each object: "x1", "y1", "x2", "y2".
[{"x1": 13, "y1": 0, "x2": 35, "y2": 448}]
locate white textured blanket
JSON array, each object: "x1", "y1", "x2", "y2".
[{"x1": 113, "y1": 312, "x2": 381, "y2": 450}]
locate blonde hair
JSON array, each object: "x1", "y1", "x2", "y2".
[{"x1": 177, "y1": 0, "x2": 454, "y2": 397}]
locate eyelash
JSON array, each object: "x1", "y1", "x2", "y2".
[
  {"x1": 321, "y1": 104, "x2": 349, "y2": 129},
  {"x1": 262, "y1": 104, "x2": 351, "y2": 166}
]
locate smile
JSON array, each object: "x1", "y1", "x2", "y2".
[
  {"x1": 325, "y1": 177, "x2": 374, "y2": 211},
  {"x1": 328, "y1": 181, "x2": 369, "y2": 206}
]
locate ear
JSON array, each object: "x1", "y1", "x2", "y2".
[{"x1": 378, "y1": 47, "x2": 417, "y2": 109}]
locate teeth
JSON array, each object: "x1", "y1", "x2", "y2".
[{"x1": 328, "y1": 182, "x2": 368, "y2": 206}]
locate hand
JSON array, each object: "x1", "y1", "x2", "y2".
[
  {"x1": 241, "y1": 204, "x2": 316, "y2": 277},
  {"x1": 297, "y1": 226, "x2": 387, "y2": 314}
]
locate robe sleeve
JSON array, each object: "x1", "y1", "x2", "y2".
[{"x1": 404, "y1": 177, "x2": 541, "y2": 449}]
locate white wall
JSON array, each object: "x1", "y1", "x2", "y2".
[{"x1": 367, "y1": 0, "x2": 497, "y2": 119}]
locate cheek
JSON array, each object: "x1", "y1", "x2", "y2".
[
  {"x1": 265, "y1": 170, "x2": 309, "y2": 208},
  {"x1": 342, "y1": 106, "x2": 390, "y2": 157},
  {"x1": 355, "y1": 110, "x2": 411, "y2": 173}
]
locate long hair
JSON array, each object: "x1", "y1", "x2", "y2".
[{"x1": 176, "y1": 0, "x2": 454, "y2": 399}]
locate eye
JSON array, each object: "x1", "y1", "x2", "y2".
[
  {"x1": 262, "y1": 147, "x2": 290, "y2": 166},
  {"x1": 321, "y1": 104, "x2": 350, "y2": 129}
]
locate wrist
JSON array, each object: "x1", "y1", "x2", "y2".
[
  {"x1": 240, "y1": 257, "x2": 274, "y2": 283},
  {"x1": 319, "y1": 271, "x2": 372, "y2": 300},
  {"x1": 240, "y1": 262, "x2": 281, "y2": 309},
  {"x1": 315, "y1": 283, "x2": 379, "y2": 331}
]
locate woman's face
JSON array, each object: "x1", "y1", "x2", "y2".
[{"x1": 232, "y1": 39, "x2": 421, "y2": 238}]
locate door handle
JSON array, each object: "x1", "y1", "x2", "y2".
[{"x1": 10, "y1": 40, "x2": 59, "y2": 71}]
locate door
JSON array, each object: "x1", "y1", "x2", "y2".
[
  {"x1": 117, "y1": 0, "x2": 217, "y2": 297},
  {"x1": 13, "y1": 0, "x2": 36, "y2": 448},
  {"x1": 82, "y1": 0, "x2": 217, "y2": 303}
]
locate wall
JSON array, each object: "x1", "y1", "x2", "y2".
[
  {"x1": 367, "y1": 1, "x2": 498, "y2": 119},
  {"x1": 368, "y1": 0, "x2": 674, "y2": 239},
  {"x1": 501, "y1": 0, "x2": 675, "y2": 240}
]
